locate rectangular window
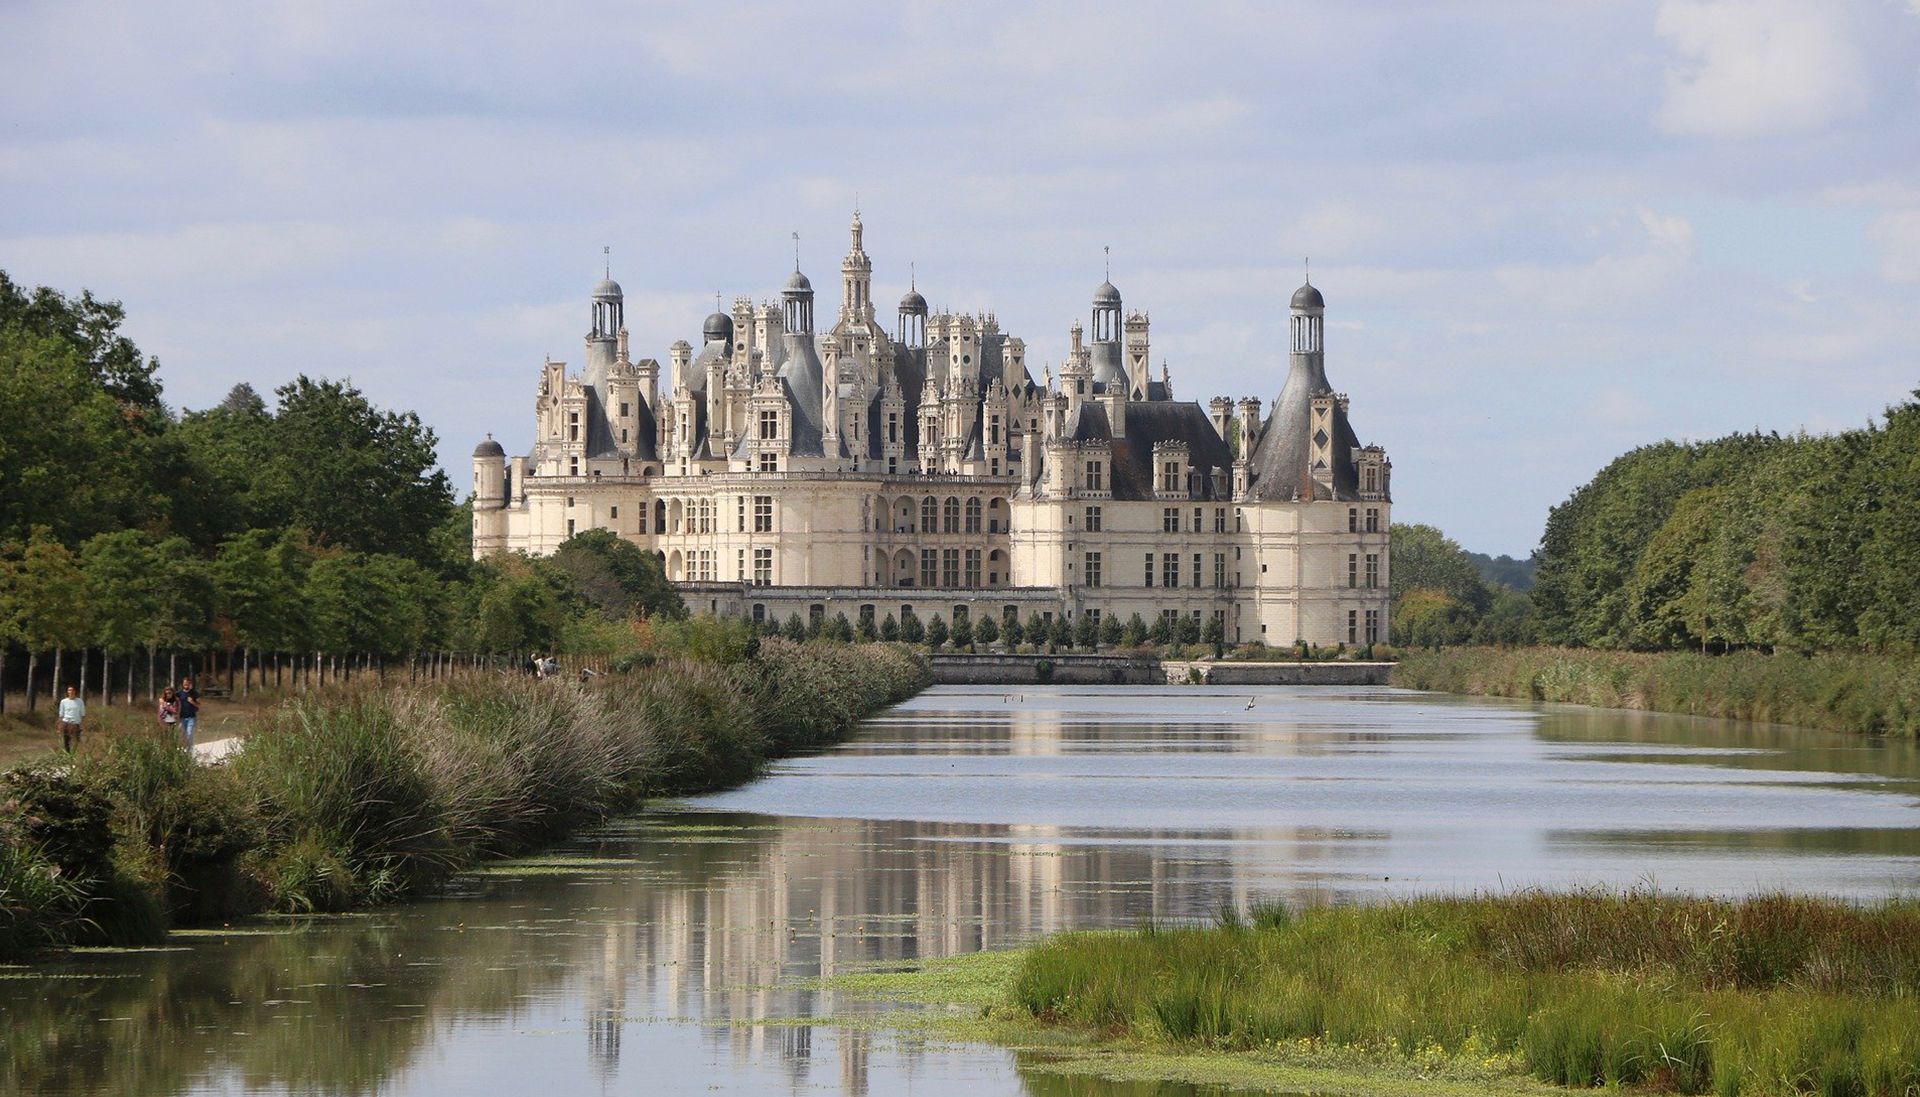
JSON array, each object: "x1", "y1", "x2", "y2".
[
  {"x1": 754, "y1": 495, "x2": 774, "y2": 533},
  {"x1": 1348, "y1": 554, "x2": 1358, "y2": 589},
  {"x1": 965, "y1": 498, "x2": 982, "y2": 534},
  {"x1": 752, "y1": 548, "x2": 772, "y2": 586},
  {"x1": 1084, "y1": 551, "x2": 1103, "y2": 588},
  {"x1": 942, "y1": 548, "x2": 961, "y2": 588},
  {"x1": 1348, "y1": 507, "x2": 1359, "y2": 533},
  {"x1": 1193, "y1": 507, "x2": 1203, "y2": 533},
  {"x1": 1085, "y1": 461, "x2": 1104, "y2": 491},
  {"x1": 1085, "y1": 505, "x2": 1103, "y2": 532},
  {"x1": 1365, "y1": 609, "x2": 1380, "y2": 645},
  {"x1": 1163, "y1": 507, "x2": 1180, "y2": 533},
  {"x1": 1366, "y1": 554, "x2": 1380, "y2": 589},
  {"x1": 859, "y1": 604, "x2": 875, "y2": 627},
  {"x1": 619, "y1": 402, "x2": 630, "y2": 418},
  {"x1": 1145, "y1": 552, "x2": 1155, "y2": 588},
  {"x1": 1163, "y1": 554, "x2": 1180, "y2": 589},
  {"x1": 888, "y1": 413, "x2": 899, "y2": 444},
  {"x1": 738, "y1": 496, "x2": 747, "y2": 532},
  {"x1": 1213, "y1": 552, "x2": 1226, "y2": 589},
  {"x1": 759, "y1": 410, "x2": 778, "y2": 440},
  {"x1": 965, "y1": 549, "x2": 982, "y2": 588},
  {"x1": 737, "y1": 548, "x2": 745, "y2": 579},
  {"x1": 1214, "y1": 507, "x2": 1227, "y2": 533},
  {"x1": 1366, "y1": 507, "x2": 1380, "y2": 533},
  {"x1": 759, "y1": 452, "x2": 777, "y2": 472},
  {"x1": 921, "y1": 548, "x2": 938, "y2": 589},
  {"x1": 1348, "y1": 610, "x2": 1358, "y2": 645},
  {"x1": 567, "y1": 518, "x2": 576, "y2": 537},
  {"x1": 610, "y1": 506, "x2": 619, "y2": 520},
  {"x1": 1194, "y1": 553, "x2": 1202, "y2": 589}
]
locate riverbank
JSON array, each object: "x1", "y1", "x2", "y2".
[
  {"x1": 0, "y1": 639, "x2": 929, "y2": 960},
  {"x1": 829, "y1": 891, "x2": 1920, "y2": 1096},
  {"x1": 1391, "y1": 646, "x2": 1920, "y2": 737}
]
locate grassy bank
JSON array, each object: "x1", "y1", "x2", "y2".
[
  {"x1": 1004, "y1": 892, "x2": 1920, "y2": 1096},
  {"x1": 0, "y1": 638, "x2": 929, "y2": 959},
  {"x1": 1392, "y1": 647, "x2": 1920, "y2": 737}
]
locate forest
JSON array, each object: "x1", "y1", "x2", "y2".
[
  {"x1": 0, "y1": 272, "x2": 682, "y2": 709},
  {"x1": 1391, "y1": 390, "x2": 1920, "y2": 655}
]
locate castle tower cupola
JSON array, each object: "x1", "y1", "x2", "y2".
[
  {"x1": 782, "y1": 237, "x2": 815, "y2": 335},
  {"x1": 897, "y1": 265, "x2": 928, "y2": 348},
  {"x1": 1289, "y1": 278, "x2": 1324, "y2": 355},
  {"x1": 841, "y1": 207, "x2": 874, "y2": 324},
  {"x1": 702, "y1": 303, "x2": 734, "y2": 347},
  {"x1": 591, "y1": 249, "x2": 623, "y2": 340},
  {"x1": 1091, "y1": 278, "x2": 1121, "y2": 343}
]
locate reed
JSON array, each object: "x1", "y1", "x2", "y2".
[
  {"x1": 1010, "y1": 891, "x2": 1920, "y2": 1095},
  {"x1": 1392, "y1": 647, "x2": 1920, "y2": 737}
]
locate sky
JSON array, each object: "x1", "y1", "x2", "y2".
[{"x1": 4, "y1": 0, "x2": 1918, "y2": 556}]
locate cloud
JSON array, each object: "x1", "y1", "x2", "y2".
[
  {"x1": 1494, "y1": 208, "x2": 1696, "y2": 312},
  {"x1": 1654, "y1": 0, "x2": 1867, "y2": 137},
  {"x1": 1869, "y1": 210, "x2": 1920, "y2": 282}
]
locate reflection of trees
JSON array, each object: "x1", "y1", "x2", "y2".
[{"x1": 1532, "y1": 707, "x2": 1920, "y2": 783}]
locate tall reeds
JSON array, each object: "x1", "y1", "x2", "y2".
[
  {"x1": 1011, "y1": 891, "x2": 1920, "y2": 1095},
  {"x1": 0, "y1": 640, "x2": 931, "y2": 952},
  {"x1": 1392, "y1": 647, "x2": 1920, "y2": 737}
]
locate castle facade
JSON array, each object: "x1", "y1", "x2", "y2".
[{"x1": 472, "y1": 213, "x2": 1391, "y2": 646}]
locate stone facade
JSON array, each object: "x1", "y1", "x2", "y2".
[{"x1": 473, "y1": 214, "x2": 1392, "y2": 646}]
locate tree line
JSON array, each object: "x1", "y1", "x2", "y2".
[
  {"x1": 1388, "y1": 388, "x2": 1920, "y2": 654},
  {"x1": 0, "y1": 272, "x2": 683, "y2": 711}
]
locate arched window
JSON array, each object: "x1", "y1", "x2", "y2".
[
  {"x1": 944, "y1": 497, "x2": 961, "y2": 534},
  {"x1": 965, "y1": 498, "x2": 983, "y2": 533},
  {"x1": 921, "y1": 496, "x2": 938, "y2": 533}
]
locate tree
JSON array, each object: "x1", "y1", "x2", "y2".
[
  {"x1": 829, "y1": 612, "x2": 855, "y2": 642},
  {"x1": 1024, "y1": 612, "x2": 1047, "y2": 648},
  {"x1": 1391, "y1": 589, "x2": 1477, "y2": 648},
  {"x1": 1121, "y1": 614, "x2": 1147, "y2": 648},
  {"x1": 1047, "y1": 615, "x2": 1072, "y2": 652},
  {"x1": 880, "y1": 613, "x2": 900, "y2": 641},
  {"x1": 1001, "y1": 613, "x2": 1024, "y2": 648},
  {"x1": 1202, "y1": 614, "x2": 1225, "y2": 656},
  {"x1": 460, "y1": 553, "x2": 579, "y2": 655},
  {"x1": 855, "y1": 613, "x2": 878, "y2": 643},
  {"x1": 925, "y1": 615, "x2": 949, "y2": 651},
  {"x1": 0, "y1": 272, "x2": 165, "y2": 416},
  {"x1": 551, "y1": 528, "x2": 684, "y2": 622},
  {"x1": 1073, "y1": 613, "x2": 1097, "y2": 651},
  {"x1": 782, "y1": 613, "x2": 806, "y2": 642},
  {"x1": 974, "y1": 613, "x2": 1000, "y2": 648},
  {"x1": 1099, "y1": 614, "x2": 1123, "y2": 649},
  {"x1": 899, "y1": 610, "x2": 924, "y2": 644},
  {"x1": 950, "y1": 615, "x2": 973, "y2": 651},
  {"x1": 13, "y1": 530, "x2": 89, "y2": 702},
  {"x1": 1389, "y1": 524, "x2": 1490, "y2": 614},
  {"x1": 1148, "y1": 613, "x2": 1172, "y2": 646},
  {"x1": 1176, "y1": 615, "x2": 1201, "y2": 645}
]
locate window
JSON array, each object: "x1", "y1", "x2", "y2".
[
  {"x1": 621, "y1": 429, "x2": 629, "y2": 444},
  {"x1": 965, "y1": 549, "x2": 982, "y2": 588},
  {"x1": 859, "y1": 604, "x2": 875, "y2": 628},
  {"x1": 1214, "y1": 508, "x2": 1227, "y2": 533},
  {"x1": 753, "y1": 549, "x2": 772, "y2": 586},
  {"x1": 1348, "y1": 508, "x2": 1359, "y2": 533},
  {"x1": 754, "y1": 495, "x2": 774, "y2": 533},
  {"x1": 758, "y1": 452, "x2": 778, "y2": 472},
  {"x1": 1365, "y1": 466, "x2": 1379, "y2": 492},
  {"x1": 1348, "y1": 554, "x2": 1358, "y2": 589},
  {"x1": 1145, "y1": 552, "x2": 1155, "y2": 588},
  {"x1": 569, "y1": 412, "x2": 579, "y2": 442},
  {"x1": 1193, "y1": 507, "x2": 1203, "y2": 533},
  {"x1": 738, "y1": 496, "x2": 747, "y2": 532},
  {"x1": 1348, "y1": 610, "x2": 1358, "y2": 645},
  {"x1": 942, "y1": 548, "x2": 961, "y2": 588},
  {"x1": 921, "y1": 496, "x2": 938, "y2": 533},
  {"x1": 1163, "y1": 507, "x2": 1181, "y2": 533},
  {"x1": 1084, "y1": 551, "x2": 1103, "y2": 588},
  {"x1": 921, "y1": 549, "x2": 938, "y2": 588},
  {"x1": 944, "y1": 497, "x2": 961, "y2": 534},
  {"x1": 610, "y1": 506, "x2": 619, "y2": 520},
  {"x1": 1365, "y1": 554, "x2": 1380, "y2": 590},
  {"x1": 989, "y1": 418, "x2": 1000, "y2": 446},
  {"x1": 888, "y1": 413, "x2": 899, "y2": 444},
  {"x1": 752, "y1": 603, "x2": 766, "y2": 623},
  {"x1": 1366, "y1": 507, "x2": 1380, "y2": 533},
  {"x1": 809, "y1": 604, "x2": 825, "y2": 625},
  {"x1": 566, "y1": 495, "x2": 575, "y2": 507},
  {"x1": 1163, "y1": 553, "x2": 1179, "y2": 588},
  {"x1": 759, "y1": 410, "x2": 779, "y2": 440},
  {"x1": 1085, "y1": 461, "x2": 1105, "y2": 491},
  {"x1": 569, "y1": 457, "x2": 579, "y2": 476},
  {"x1": 737, "y1": 548, "x2": 745, "y2": 579},
  {"x1": 1213, "y1": 552, "x2": 1226, "y2": 588},
  {"x1": 1084, "y1": 505, "x2": 1103, "y2": 532},
  {"x1": 619, "y1": 402, "x2": 630, "y2": 418},
  {"x1": 965, "y1": 497, "x2": 983, "y2": 533},
  {"x1": 1160, "y1": 461, "x2": 1182, "y2": 493},
  {"x1": 1365, "y1": 609, "x2": 1380, "y2": 644},
  {"x1": 1194, "y1": 554, "x2": 1202, "y2": 589}
]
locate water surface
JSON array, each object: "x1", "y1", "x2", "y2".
[{"x1": 7, "y1": 685, "x2": 1919, "y2": 1096}]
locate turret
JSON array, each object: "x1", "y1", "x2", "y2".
[
  {"x1": 840, "y1": 209, "x2": 873, "y2": 324},
  {"x1": 471, "y1": 435, "x2": 508, "y2": 558}
]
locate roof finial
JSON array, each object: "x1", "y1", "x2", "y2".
[
  {"x1": 603, "y1": 245, "x2": 610, "y2": 279},
  {"x1": 910, "y1": 261, "x2": 916, "y2": 291},
  {"x1": 1304, "y1": 256, "x2": 1311, "y2": 285},
  {"x1": 715, "y1": 291, "x2": 722, "y2": 312},
  {"x1": 792, "y1": 231, "x2": 800, "y2": 271},
  {"x1": 1104, "y1": 244, "x2": 1110, "y2": 281},
  {"x1": 854, "y1": 192, "x2": 860, "y2": 217}
]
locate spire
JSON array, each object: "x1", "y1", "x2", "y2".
[
  {"x1": 1104, "y1": 244, "x2": 1110, "y2": 281},
  {"x1": 910, "y1": 261, "x2": 916, "y2": 291},
  {"x1": 792, "y1": 231, "x2": 800, "y2": 271}
]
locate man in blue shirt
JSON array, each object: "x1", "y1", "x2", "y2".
[{"x1": 177, "y1": 677, "x2": 202, "y2": 750}]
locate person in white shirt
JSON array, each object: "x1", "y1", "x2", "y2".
[{"x1": 57, "y1": 686, "x2": 85, "y2": 752}]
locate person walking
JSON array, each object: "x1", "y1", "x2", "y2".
[
  {"x1": 158, "y1": 687, "x2": 180, "y2": 736},
  {"x1": 177, "y1": 676, "x2": 202, "y2": 750},
  {"x1": 57, "y1": 685, "x2": 85, "y2": 752}
]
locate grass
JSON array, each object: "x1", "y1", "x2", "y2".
[
  {"x1": 1004, "y1": 891, "x2": 1920, "y2": 1096},
  {"x1": 0, "y1": 640, "x2": 931, "y2": 958},
  {"x1": 1392, "y1": 647, "x2": 1920, "y2": 738}
]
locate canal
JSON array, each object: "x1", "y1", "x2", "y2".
[{"x1": 7, "y1": 685, "x2": 1920, "y2": 1095}]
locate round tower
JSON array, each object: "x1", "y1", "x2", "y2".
[
  {"x1": 1289, "y1": 278, "x2": 1326, "y2": 388},
  {"x1": 471, "y1": 435, "x2": 508, "y2": 557},
  {"x1": 782, "y1": 268, "x2": 814, "y2": 335},
  {"x1": 897, "y1": 278, "x2": 927, "y2": 348}
]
